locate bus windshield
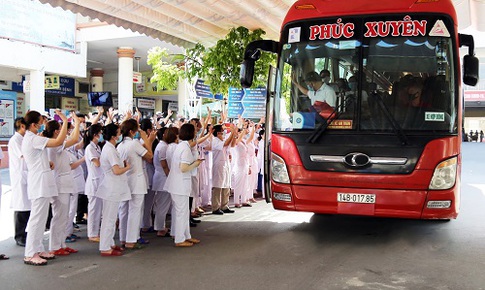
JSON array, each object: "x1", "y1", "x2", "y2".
[{"x1": 274, "y1": 16, "x2": 457, "y2": 134}]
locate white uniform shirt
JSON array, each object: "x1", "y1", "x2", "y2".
[
  {"x1": 47, "y1": 143, "x2": 74, "y2": 194},
  {"x1": 140, "y1": 138, "x2": 154, "y2": 189},
  {"x1": 117, "y1": 137, "x2": 148, "y2": 195},
  {"x1": 8, "y1": 132, "x2": 30, "y2": 211},
  {"x1": 308, "y1": 83, "x2": 337, "y2": 107},
  {"x1": 22, "y1": 131, "x2": 58, "y2": 199},
  {"x1": 84, "y1": 142, "x2": 103, "y2": 196},
  {"x1": 211, "y1": 137, "x2": 231, "y2": 188},
  {"x1": 163, "y1": 141, "x2": 194, "y2": 196},
  {"x1": 67, "y1": 149, "x2": 85, "y2": 193},
  {"x1": 257, "y1": 138, "x2": 265, "y2": 174},
  {"x1": 96, "y1": 142, "x2": 130, "y2": 202},
  {"x1": 152, "y1": 140, "x2": 168, "y2": 192},
  {"x1": 166, "y1": 143, "x2": 177, "y2": 170}
]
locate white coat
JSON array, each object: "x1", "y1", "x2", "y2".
[
  {"x1": 67, "y1": 150, "x2": 85, "y2": 193},
  {"x1": 117, "y1": 137, "x2": 148, "y2": 195},
  {"x1": 8, "y1": 132, "x2": 31, "y2": 211},
  {"x1": 22, "y1": 131, "x2": 58, "y2": 199},
  {"x1": 96, "y1": 142, "x2": 131, "y2": 202},
  {"x1": 211, "y1": 137, "x2": 231, "y2": 188},
  {"x1": 163, "y1": 141, "x2": 195, "y2": 196},
  {"x1": 47, "y1": 143, "x2": 74, "y2": 194},
  {"x1": 84, "y1": 142, "x2": 103, "y2": 196},
  {"x1": 152, "y1": 140, "x2": 168, "y2": 192}
]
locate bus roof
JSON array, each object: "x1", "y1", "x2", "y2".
[{"x1": 283, "y1": 0, "x2": 457, "y2": 29}]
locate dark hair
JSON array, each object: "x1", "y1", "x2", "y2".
[
  {"x1": 179, "y1": 123, "x2": 195, "y2": 141},
  {"x1": 76, "y1": 113, "x2": 86, "y2": 118},
  {"x1": 42, "y1": 120, "x2": 60, "y2": 138},
  {"x1": 120, "y1": 119, "x2": 138, "y2": 138},
  {"x1": 103, "y1": 123, "x2": 119, "y2": 142},
  {"x1": 257, "y1": 129, "x2": 265, "y2": 141},
  {"x1": 14, "y1": 117, "x2": 26, "y2": 132},
  {"x1": 164, "y1": 127, "x2": 179, "y2": 144},
  {"x1": 156, "y1": 127, "x2": 167, "y2": 141},
  {"x1": 212, "y1": 124, "x2": 223, "y2": 137},
  {"x1": 24, "y1": 111, "x2": 42, "y2": 128},
  {"x1": 140, "y1": 118, "x2": 152, "y2": 132},
  {"x1": 83, "y1": 123, "x2": 103, "y2": 149}
]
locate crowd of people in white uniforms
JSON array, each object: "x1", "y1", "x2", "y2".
[{"x1": 0, "y1": 107, "x2": 266, "y2": 265}]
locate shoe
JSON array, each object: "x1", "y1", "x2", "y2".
[
  {"x1": 100, "y1": 250, "x2": 123, "y2": 257},
  {"x1": 88, "y1": 237, "x2": 100, "y2": 243},
  {"x1": 16, "y1": 240, "x2": 26, "y2": 247},
  {"x1": 0, "y1": 254, "x2": 9, "y2": 260},
  {"x1": 185, "y1": 238, "x2": 200, "y2": 244},
  {"x1": 195, "y1": 207, "x2": 205, "y2": 214},
  {"x1": 51, "y1": 248, "x2": 70, "y2": 256},
  {"x1": 222, "y1": 208, "x2": 235, "y2": 213},
  {"x1": 189, "y1": 221, "x2": 198, "y2": 227},
  {"x1": 242, "y1": 203, "x2": 252, "y2": 207},
  {"x1": 63, "y1": 247, "x2": 78, "y2": 254},
  {"x1": 73, "y1": 223, "x2": 79, "y2": 229},
  {"x1": 70, "y1": 234, "x2": 80, "y2": 240},
  {"x1": 157, "y1": 230, "x2": 171, "y2": 237},
  {"x1": 137, "y1": 237, "x2": 150, "y2": 245},
  {"x1": 175, "y1": 241, "x2": 193, "y2": 247},
  {"x1": 190, "y1": 218, "x2": 201, "y2": 224},
  {"x1": 111, "y1": 245, "x2": 124, "y2": 252},
  {"x1": 212, "y1": 209, "x2": 224, "y2": 215},
  {"x1": 65, "y1": 236, "x2": 77, "y2": 243},
  {"x1": 234, "y1": 204, "x2": 242, "y2": 208},
  {"x1": 24, "y1": 256, "x2": 47, "y2": 266},
  {"x1": 141, "y1": 227, "x2": 156, "y2": 233}
]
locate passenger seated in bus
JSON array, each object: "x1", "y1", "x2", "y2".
[{"x1": 292, "y1": 71, "x2": 337, "y2": 107}]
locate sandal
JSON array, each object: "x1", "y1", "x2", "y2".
[
  {"x1": 24, "y1": 256, "x2": 47, "y2": 266},
  {"x1": 39, "y1": 252, "x2": 56, "y2": 260},
  {"x1": 65, "y1": 236, "x2": 76, "y2": 243},
  {"x1": 0, "y1": 254, "x2": 9, "y2": 260},
  {"x1": 137, "y1": 237, "x2": 149, "y2": 245},
  {"x1": 175, "y1": 241, "x2": 193, "y2": 247},
  {"x1": 185, "y1": 238, "x2": 200, "y2": 244},
  {"x1": 157, "y1": 230, "x2": 171, "y2": 237},
  {"x1": 124, "y1": 243, "x2": 144, "y2": 250}
]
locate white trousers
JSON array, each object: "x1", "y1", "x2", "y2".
[
  {"x1": 118, "y1": 194, "x2": 144, "y2": 243},
  {"x1": 25, "y1": 197, "x2": 50, "y2": 257},
  {"x1": 99, "y1": 199, "x2": 120, "y2": 252},
  {"x1": 49, "y1": 192, "x2": 70, "y2": 251},
  {"x1": 170, "y1": 193, "x2": 191, "y2": 244},
  {"x1": 87, "y1": 196, "x2": 103, "y2": 238},
  {"x1": 153, "y1": 190, "x2": 171, "y2": 231},
  {"x1": 66, "y1": 192, "x2": 80, "y2": 236},
  {"x1": 141, "y1": 189, "x2": 155, "y2": 229}
]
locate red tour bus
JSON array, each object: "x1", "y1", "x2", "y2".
[{"x1": 241, "y1": 0, "x2": 479, "y2": 219}]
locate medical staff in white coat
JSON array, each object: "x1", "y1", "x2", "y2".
[
  {"x1": 66, "y1": 146, "x2": 85, "y2": 242},
  {"x1": 83, "y1": 124, "x2": 104, "y2": 243},
  {"x1": 8, "y1": 117, "x2": 30, "y2": 247},
  {"x1": 164, "y1": 123, "x2": 202, "y2": 247},
  {"x1": 140, "y1": 119, "x2": 156, "y2": 233},
  {"x1": 97, "y1": 123, "x2": 131, "y2": 256},
  {"x1": 210, "y1": 124, "x2": 237, "y2": 215},
  {"x1": 22, "y1": 110, "x2": 68, "y2": 266},
  {"x1": 232, "y1": 128, "x2": 250, "y2": 207},
  {"x1": 151, "y1": 127, "x2": 172, "y2": 237},
  {"x1": 43, "y1": 117, "x2": 81, "y2": 256},
  {"x1": 117, "y1": 119, "x2": 154, "y2": 249},
  {"x1": 246, "y1": 125, "x2": 258, "y2": 203}
]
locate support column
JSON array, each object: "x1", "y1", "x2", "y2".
[
  {"x1": 90, "y1": 68, "x2": 104, "y2": 92},
  {"x1": 27, "y1": 70, "x2": 46, "y2": 113},
  {"x1": 117, "y1": 47, "x2": 135, "y2": 112}
]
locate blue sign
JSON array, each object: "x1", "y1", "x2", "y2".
[
  {"x1": 195, "y1": 79, "x2": 224, "y2": 100},
  {"x1": 11, "y1": 76, "x2": 75, "y2": 97},
  {"x1": 228, "y1": 87, "x2": 266, "y2": 118}
]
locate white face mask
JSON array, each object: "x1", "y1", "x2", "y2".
[{"x1": 323, "y1": 76, "x2": 330, "y2": 84}]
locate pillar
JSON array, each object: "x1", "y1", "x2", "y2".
[
  {"x1": 117, "y1": 47, "x2": 135, "y2": 113},
  {"x1": 90, "y1": 68, "x2": 104, "y2": 92},
  {"x1": 27, "y1": 70, "x2": 46, "y2": 113}
]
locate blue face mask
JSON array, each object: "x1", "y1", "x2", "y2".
[
  {"x1": 116, "y1": 135, "x2": 123, "y2": 144},
  {"x1": 37, "y1": 124, "x2": 45, "y2": 133},
  {"x1": 349, "y1": 82, "x2": 357, "y2": 91},
  {"x1": 134, "y1": 132, "x2": 140, "y2": 139},
  {"x1": 98, "y1": 134, "x2": 104, "y2": 143}
]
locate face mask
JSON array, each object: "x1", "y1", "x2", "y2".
[
  {"x1": 98, "y1": 134, "x2": 104, "y2": 143},
  {"x1": 323, "y1": 76, "x2": 330, "y2": 84},
  {"x1": 307, "y1": 85, "x2": 313, "y2": 91},
  {"x1": 37, "y1": 124, "x2": 45, "y2": 133},
  {"x1": 79, "y1": 123, "x2": 85, "y2": 132},
  {"x1": 116, "y1": 135, "x2": 123, "y2": 144},
  {"x1": 349, "y1": 82, "x2": 357, "y2": 91},
  {"x1": 134, "y1": 132, "x2": 140, "y2": 139}
]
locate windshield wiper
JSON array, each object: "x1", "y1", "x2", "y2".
[
  {"x1": 307, "y1": 95, "x2": 355, "y2": 143},
  {"x1": 371, "y1": 92, "x2": 409, "y2": 146}
]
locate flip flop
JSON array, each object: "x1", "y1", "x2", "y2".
[
  {"x1": 157, "y1": 230, "x2": 171, "y2": 237},
  {"x1": 0, "y1": 254, "x2": 9, "y2": 260},
  {"x1": 23, "y1": 257, "x2": 47, "y2": 266},
  {"x1": 124, "y1": 243, "x2": 144, "y2": 250},
  {"x1": 137, "y1": 237, "x2": 149, "y2": 245},
  {"x1": 39, "y1": 252, "x2": 56, "y2": 260}
]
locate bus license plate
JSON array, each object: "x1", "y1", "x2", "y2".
[{"x1": 337, "y1": 193, "x2": 376, "y2": 204}]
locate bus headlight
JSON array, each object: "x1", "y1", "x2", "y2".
[
  {"x1": 429, "y1": 157, "x2": 457, "y2": 190},
  {"x1": 271, "y1": 153, "x2": 290, "y2": 184}
]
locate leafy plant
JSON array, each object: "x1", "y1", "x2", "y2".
[{"x1": 147, "y1": 26, "x2": 276, "y2": 95}]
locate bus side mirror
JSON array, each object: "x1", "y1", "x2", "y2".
[
  {"x1": 463, "y1": 54, "x2": 479, "y2": 86},
  {"x1": 240, "y1": 59, "x2": 255, "y2": 88}
]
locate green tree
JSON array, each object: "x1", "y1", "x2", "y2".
[{"x1": 147, "y1": 26, "x2": 276, "y2": 95}]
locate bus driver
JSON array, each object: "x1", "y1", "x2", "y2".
[{"x1": 292, "y1": 71, "x2": 337, "y2": 107}]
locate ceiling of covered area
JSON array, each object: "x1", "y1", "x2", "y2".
[{"x1": 30, "y1": 0, "x2": 485, "y2": 77}]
